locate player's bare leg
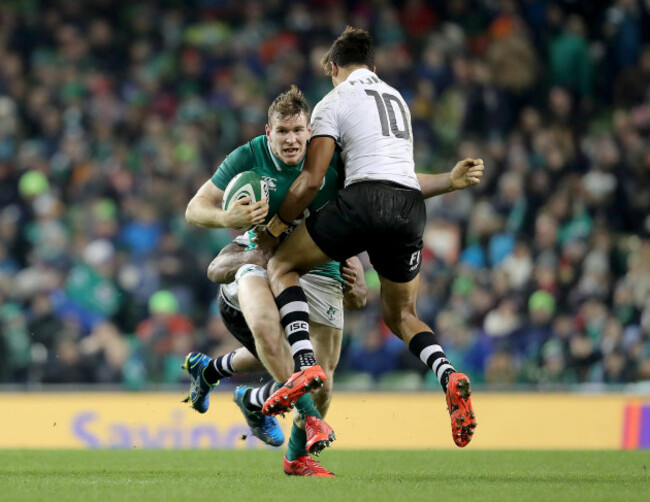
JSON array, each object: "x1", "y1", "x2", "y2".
[
  {"x1": 236, "y1": 271, "x2": 336, "y2": 453},
  {"x1": 307, "y1": 322, "x2": 341, "y2": 418},
  {"x1": 379, "y1": 273, "x2": 477, "y2": 447},
  {"x1": 264, "y1": 223, "x2": 332, "y2": 415},
  {"x1": 230, "y1": 347, "x2": 265, "y2": 372},
  {"x1": 238, "y1": 274, "x2": 293, "y2": 382},
  {"x1": 231, "y1": 273, "x2": 297, "y2": 445}
]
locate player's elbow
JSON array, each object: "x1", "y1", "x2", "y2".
[
  {"x1": 298, "y1": 180, "x2": 321, "y2": 209},
  {"x1": 206, "y1": 261, "x2": 220, "y2": 283},
  {"x1": 303, "y1": 172, "x2": 324, "y2": 194},
  {"x1": 306, "y1": 179, "x2": 321, "y2": 193},
  {"x1": 185, "y1": 198, "x2": 198, "y2": 226},
  {"x1": 207, "y1": 259, "x2": 232, "y2": 284}
]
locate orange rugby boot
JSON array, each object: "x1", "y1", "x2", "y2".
[
  {"x1": 262, "y1": 365, "x2": 326, "y2": 416},
  {"x1": 445, "y1": 372, "x2": 477, "y2": 447},
  {"x1": 283, "y1": 455, "x2": 335, "y2": 477},
  {"x1": 305, "y1": 415, "x2": 336, "y2": 456}
]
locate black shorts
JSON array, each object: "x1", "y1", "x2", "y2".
[
  {"x1": 306, "y1": 180, "x2": 425, "y2": 283},
  {"x1": 217, "y1": 292, "x2": 259, "y2": 359}
]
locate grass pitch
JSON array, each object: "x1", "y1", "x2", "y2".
[{"x1": 0, "y1": 450, "x2": 647, "y2": 501}]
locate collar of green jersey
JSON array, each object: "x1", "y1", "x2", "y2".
[{"x1": 266, "y1": 139, "x2": 305, "y2": 171}]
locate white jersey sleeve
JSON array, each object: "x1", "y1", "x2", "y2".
[
  {"x1": 311, "y1": 90, "x2": 340, "y2": 141},
  {"x1": 311, "y1": 68, "x2": 420, "y2": 190}
]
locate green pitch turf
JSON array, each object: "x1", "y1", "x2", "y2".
[{"x1": 0, "y1": 450, "x2": 647, "y2": 501}]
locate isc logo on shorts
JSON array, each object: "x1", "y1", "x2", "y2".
[{"x1": 287, "y1": 321, "x2": 309, "y2": 334}]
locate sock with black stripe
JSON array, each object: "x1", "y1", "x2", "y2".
[
  {"x1": 408, "y1": 331, "x2": 455, "y2": 392},
  {"x1": 275, "y1": 286, "x2": 317, "y2": 371},
  {"x1": 203, "y1": 352, "x2": 235, "y2": 385},
  {"x1": 243, "y1": 380, "x2": 278, "y2": 411}
]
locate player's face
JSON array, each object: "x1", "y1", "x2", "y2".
[{"x1": 266, "y1": 112, "x2": 311, "y2": 166}]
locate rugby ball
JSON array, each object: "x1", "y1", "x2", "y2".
[{"x1": 221, "y1": 171, "x2": 269, "y2": 231}]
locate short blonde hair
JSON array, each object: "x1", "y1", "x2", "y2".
[{"x1": 267, "y1": 85, "x2": 310, "y2": 125}]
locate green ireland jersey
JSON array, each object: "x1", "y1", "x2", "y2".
[{"x1": 211, "y1": 135, "x2": 343, "y2": 283}]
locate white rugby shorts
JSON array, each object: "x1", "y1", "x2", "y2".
[{"x1": 220, "y1": 264, "x2": 344, "y2": 329}]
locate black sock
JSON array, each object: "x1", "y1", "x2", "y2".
[
  {"x1": 408, "y1": 331, "x2": 455, "y2": 392},
  {"x1": 275, "y1": 286, "x2": 317, "y2": 371},
  {"x1": 242, "y1": 381, "x2": 279, "y2": 411},
  {"x1": 203, "y1": 352, "x2": 235, "y2": 385}
]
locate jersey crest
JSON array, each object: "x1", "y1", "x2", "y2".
[{"x1": 262, "y1": 176, "x2": 278, "y2": 190}]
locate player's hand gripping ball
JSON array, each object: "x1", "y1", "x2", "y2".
[{"x1": 222, "y1": 171, "x2": 269, "y2": 231}]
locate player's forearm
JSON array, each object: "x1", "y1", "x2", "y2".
[
  {"x1": 342, "y1": 257, "x2": 367, "y2": 310},
  {"x1": 186, "y1": 196, "x2": 230, "y2": 229},
  {"x1": 416, "y1": 172, "x2": 455, "y2": 199},
  {"x1": 277, "y1": 170, "x2": 321, "y2": 223},
  {"x1": 274, "y1": 136, "x2": 334, "y2": 229},
  {"x1": 343, "y1": 282, "x2": 367, "y2": 310},
  {"x1": 207, "y1": 246, "x2": 268, "y2": 284}
]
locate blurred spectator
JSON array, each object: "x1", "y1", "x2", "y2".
[
  {"x1": 134, "y1": 290, "x2": 193, "y2": 383},
  {"x1": 605, "y1": 0, "x2": 643, "y2": 72},
  {"x1": 484, "y1": 351, "x2": 518, "y2": 387},
  {"x1": 43, "y1": 340, "x2": 94, "y2": 384},
  {"x1": 78, "y1": 322, "x2": 129, "y2": 383},
  {"x1": 520, "y1": 290, "x2": 556, "y2": 361},
  {"x1": 197, "y1": 298, "x2": 241, "y2": 359},
  {"x1": 613, "y1": 46, "x2": 650, "y2": 108},
  {"x1": 347, "y1": 322, "x2": 405, "y2": 380},
  {"x1": 0, "y1": 303, "x2": 31, "y2": 382},
  {"x1": 548, "y1": 14, "x2": 594, "y2": 99},
  {"x1": 57, "y1": 239, "x2": 122, "y2": 332}
]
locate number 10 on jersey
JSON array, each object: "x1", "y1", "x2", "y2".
[{"x1": 365, "y1": 89, "x2": 410, "y2": 140}]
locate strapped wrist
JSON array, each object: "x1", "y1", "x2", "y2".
[
  {"x1": 276, "y1": 212, "x2": 292, "y2": 226},
  {"x1": 266, "y1": 215, "x2": 288, "y2": 238}
]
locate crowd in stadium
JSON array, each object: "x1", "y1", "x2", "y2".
[{"x1": 0, "y1": 0, "x2": 649, "y2": 389}]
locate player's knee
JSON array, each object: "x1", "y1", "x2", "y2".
[
  {"x1": 319, "y1": 372, "x2": 334, "y2": 400},
  {"x1": 322, "y1": 358, "x2": 338, "y2": 376},
  {"x1": 248, "y1": 315, "x2": 275, "y2": 336},
  {"x1": 248, "y1": 315, "x2": 281, "y2": 351},
  {"x1": 322, "y1": 374, "x2": 333, "y2": 396},
  {"x1": 267, "y1": 255, "x2": 291, "y2": 282},
  {"x1": 266, "y1": 257, "x2": 280, "y2": 282}
]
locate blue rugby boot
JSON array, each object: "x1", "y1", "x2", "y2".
[
  {"x1": 234, "y1": 386, "x2": 285, "y2": 447},
  {"x1": 182, "y1": 352, "x2": 216, "y2": 413}
]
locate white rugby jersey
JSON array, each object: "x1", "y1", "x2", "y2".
[{"x1": 311, "y1": 68, "x2": 420, "y2": 190}]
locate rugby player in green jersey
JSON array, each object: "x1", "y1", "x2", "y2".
[{"x1": 183, "y1": 86, "x2": 366, "y2": 476}]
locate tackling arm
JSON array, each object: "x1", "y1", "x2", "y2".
[
  {"x1": 266, "y1": 136, "x2": 335, "y2": 237},
  {"x1": 417, "y1": 158, "x2": 485, "y2": 199},
  {"x1": 342, "y1": 256, "x2": 367, "y2": 310},
  {"x1": 207, "y1": 242, "x2": 272, "y2": 284}
]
